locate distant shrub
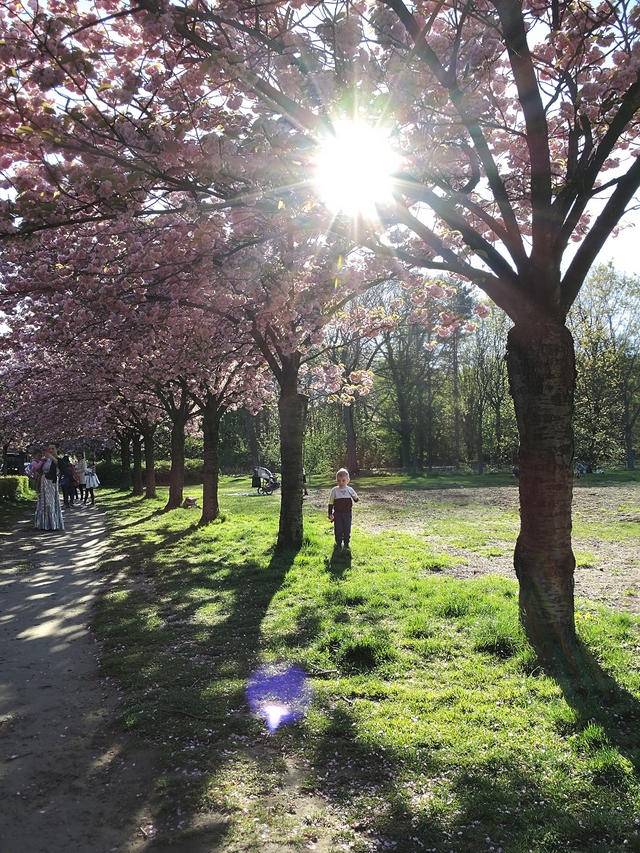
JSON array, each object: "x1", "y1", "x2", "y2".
[
  {"x1": 0, "y1": 476, "x2": 30, "y2": 501},
  {"x1": 145, "y1": 459, "x2": 204, "y2": 486},
  {"x1": 95, "y1": 462, "x2": 123, "y2": 489}
]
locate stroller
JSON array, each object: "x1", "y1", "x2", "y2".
[{"x1": 252, "y1": 466, "x2": 280, "y2": 495}]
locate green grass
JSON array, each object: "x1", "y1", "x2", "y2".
[
  {"x1": 0, "y1": 494, "x2": 33, "y2": 532},
  {"x1": 91, "y1": 478, "x2": 640, "y2": 853}
]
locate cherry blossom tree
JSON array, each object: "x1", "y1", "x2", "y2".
[
  {"x1": 3, "y1": 0, "x2": 640, "y2": 659},
  {"x1": 197, "y1": 238, "x2": 398, "y2": 546},
  {"x1": 117, "y1": 0, "x2": 640, "y2": 662}
]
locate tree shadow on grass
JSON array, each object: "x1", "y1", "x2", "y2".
[
  {"x1": 544, "y1": 638, "x2": 640, "y2": 773},
  {"x1": 93, "y1": 505, "x2": 640, "y2": 852},
  {"x1": 279, "y1": 564, "x2": 640, "y2": 851},
  {"x1": 296, "y1": 662, "x2": 640, "y2": 853},
  {"x1": 93, "y1": 531, "x2": 302, "y2": 847}
]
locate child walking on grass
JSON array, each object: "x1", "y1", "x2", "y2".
[{"x1": 328, "y1": 468, "x2": 359, "y2": 551}]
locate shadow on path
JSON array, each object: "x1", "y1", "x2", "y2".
[{"x1": 0, "y1": 504, "x2": 160, "y2": 853}]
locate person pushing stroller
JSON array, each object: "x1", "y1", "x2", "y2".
[{"x1": 328, "y1": 468, "x2": 359, "y2": 551}]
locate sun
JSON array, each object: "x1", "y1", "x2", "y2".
[{"x1": 314, "y1": 119, "x2": 399, "y2": 218}]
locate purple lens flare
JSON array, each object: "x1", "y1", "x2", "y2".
[{"x1": 246, "y1": 663, "x2": 312, "y2": 732}]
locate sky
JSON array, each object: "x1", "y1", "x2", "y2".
[{"x1": 592, "y1": 223, "x2": 639, "y2": 277}]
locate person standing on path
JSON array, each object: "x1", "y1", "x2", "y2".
[
  {"x1": 328, "y1": 467, "x2": 359, "y2": 551},
  {"x1": 34, "y1": 444, "x2": 64, "y2": 530},
  {"x1": 59, "y1": 454, "x2": 77, "y2": 509},
  {"x1": 25, "y1": 449, "x2": 44, "y2": 493},
  {"x1": 83, "y1": 458, "x2": 99, "y2": 506},
  {"x1": 74, "y1": 452, "x2": 87, "y2": 503}
]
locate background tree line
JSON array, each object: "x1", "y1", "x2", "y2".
[{"x1": 131, "y1": 263, "x2": 640, "y2": 479}]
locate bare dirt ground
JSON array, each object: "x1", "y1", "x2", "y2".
[
  {"x1": 0, "y1": 481, "x2": 638, "y2": 853},
  {"x1": 307, "y1": 478, "x2": 640, "y2": 613}
]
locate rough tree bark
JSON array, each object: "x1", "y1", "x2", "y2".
[
  {"x1": 131, "y1": 434, "x2": 144, "y2": 497},
  {"x1": 277, "y1": 370, "x2": 308, "y2": 550},
  {"x1": 506, "y1": 318, "x2": 577, "y2": 661},
  {"x1": 156, "y1": 380, "x2": 193, "y2": 511},
  {"x1": 117, "y1": 431, "x2": 132, "y2": 491},
  {"x1": 343, "y1": 404, "x2": 358, "y2": 474},
  {"x1": 141, "y1": 426, "x2": 156, "y2": 499},
  {"x1": 166, "y1": 416, "x2": 187, "y2": 510},
  {"x1": 200, "y1": 395, "x2": 224, "y2": 524}
]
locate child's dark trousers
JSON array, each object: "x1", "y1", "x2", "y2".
[{"x1": 334, "y1": 511, "x2": 352, "y2": 548}]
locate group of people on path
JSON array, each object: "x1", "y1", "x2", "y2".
[{"x1": 27, "y1": 445, "x2": 100, "y2": 531}]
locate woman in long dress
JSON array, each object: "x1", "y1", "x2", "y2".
[{"x1": 34, "y1": 444, "x2": 65, "y2": 531}]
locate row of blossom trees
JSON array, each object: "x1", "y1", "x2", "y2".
[{"x1": 2, "y1": 0, "x2": 640, "y2": 663}]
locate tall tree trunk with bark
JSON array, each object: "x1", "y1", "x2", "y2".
[
  {"x1": 426, "y1": 368, "x2": 435, "y2": 472},
  {"x1": 625, "y1": 419, "x2": 635, "y2": 470},
  {"x1": 117, "y1": 431, "x2": 132, "y2": 491},
  {"x1": 249, "y1": 326, "x2": 307, "y2": 551},
  {"x1": 131, "y1": 434, "x2": 144, "y2": 497},
  {"x1": 277, "y1": 362, "x2": 308, "y2": 550},
  {"x1": 507, "y1": 318, "x2": 577, "y2": 661},
  {"x1": 476, "y1": 401, "x2": 485, "y2": 475},
  {"x1": 166, "y1": 414, "x2": 187, "y2": 510},
  {"x1": 156, "y1": 380, "x2": 194, "y2": 511},
  {"x1": 142, "y1": 426, "x2": 156, "y2": 499},
  {"x1": 200, "y1": 395, "x2": 224, "y2": 524},
  {"x1": 244, "y1": 409, "x2": 261, "y2": 469},
  {"x1": 343, "y1": 404, "x2": 358, "y2": 474},
  {"x1": 452, "y1": 333, "x2": 461, "y2": 467}
]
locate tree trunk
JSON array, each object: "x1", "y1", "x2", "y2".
[
  {"x1": 623, "y1": 399, "x2": 636, "y2": 470},
  {"x1": 477, "y1": 402, "x2": 485, "y2": 474},
  {"x1": 426, "y1": 368, "x2": 434, "y2": 471},
  {"x1": 343, "y1": 404, "x2": 358, "y2": 474},
  {"x1": 625, "y1": 422, "x2": 634, "y2": 470},
  {"x1": 452, "y1": 333, "x2": 461, "y2": 467},
  {"x1": 277, "y1": 386, "x2": 308, "y2": 550},
  {"x1": 506, "y1": 319, "x2": 577, "y2": 661},
  {"x1": 244, "y1": 409, "x2": 261, "y2": 469},
  {"x1": 166, "y1": 413, "x2": 187, "y2": 510},
  {"x1": 399, "y1": 418, "x2": 412, "y2": 470},
  {"x1": 132, "y1": 434, "x2": 144, "y2": 496},
  {"x1": 119, "y1": 433, "x2": 131, "y2": 491},
  {"x1": 200, "y1": 398, "x2": 223, "y2": 524},
  {"x1": 142, "y1": 429, "x2": 156, "y2": 499}
]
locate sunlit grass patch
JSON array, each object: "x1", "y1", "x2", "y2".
[
  {"x1": 575, "y1": 549, "x2": 598, "y2": 567},
  {"x1": 573, "y1": 518, "x2": 640, "y2": 543},
  {"x1": 93, "y1": 481, "x2": 640, "y2": 853},
  {"x1": 426, "y1": 513, "x2": 519, "y2": 549}
]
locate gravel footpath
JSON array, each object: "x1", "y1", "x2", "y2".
[{"x1": 0, "y1": 504, "x2": 159, "y2": 853}]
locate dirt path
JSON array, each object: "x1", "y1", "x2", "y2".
[{"x1": 0, "y1": 505, "x2": 160, "y2": 853}]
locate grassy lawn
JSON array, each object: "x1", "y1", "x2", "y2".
[
  {"x1": 0, "y1": 494, "x2": 33, "y2": 532},
  {"x1": 92, "y1": 475, "x2": 640, "y2": 853}
]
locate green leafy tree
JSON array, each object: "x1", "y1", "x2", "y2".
[{"x1": 569, "y1": 263, "x2": 640, "y2": 468}]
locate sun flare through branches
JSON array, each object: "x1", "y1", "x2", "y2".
[{"x1": 314, "y1": 120, "x2": 399, "y2": 220}]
